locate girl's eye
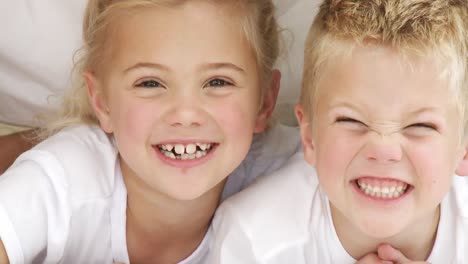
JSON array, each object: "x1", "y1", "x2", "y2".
[
  {"x1": 205, "y1": 78, "x2": 233, "y2": 88},
  {"x1": 135, "y1": 80, "x2": 163, "y2": 88}
]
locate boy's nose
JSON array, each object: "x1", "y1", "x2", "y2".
[{"x1": 362, "y1": 133, "x2": 402, "y2": 164}]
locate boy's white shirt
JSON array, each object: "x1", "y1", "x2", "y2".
[
  {"x1": 0, "y1": 124, "x2": 301, "y2": 263},
  {"x1": 208, "y1": 152, "x2": 468, "y2": 264}
]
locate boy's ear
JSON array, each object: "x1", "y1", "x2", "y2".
[
  {"x1": 84, "y1": 72, "x2": 113, "y2": 133},
  {"x1": 455, "y1": 146, "x2": 468, "y2": 176},
  {"x1": 295, "y1": 103, "x2": 316, "y2": 166},
  {"x1": 254, "y1": 70, "x2": 281, "y2": 133}
]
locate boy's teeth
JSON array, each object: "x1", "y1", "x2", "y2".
[{"x1": 357, "y1": 179, "x2": 408, "y2": 199}]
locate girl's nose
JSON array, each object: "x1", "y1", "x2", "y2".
[{"x1": 164, "y1": 94, "x2": 205, "y2": 128}]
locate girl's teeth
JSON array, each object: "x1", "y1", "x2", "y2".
[
  {"x1": 158, "y1": 143, "x2": 213, "y2": 160},
  {"x1": 161, "y1": 143, "x2": 212, "y2": 155},
  {"x1": 164, "y1": 151, "x2": 176, "y2": 159},
  {"x1": 175, "y1": 144, "x2": 185, "y2": 155},
  {"x1": 198, "y1": 143, "x2": 207, "y2": 151},
  {"x1": 161, "y1": 150, "x2": 208, "y2": 160},
  {"x1": 186, "y1": 144, "x2": 196, "y2": 154}
]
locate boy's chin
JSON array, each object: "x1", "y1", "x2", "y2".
[{"x1": 356, "y1": 218, "x2": 407, "y2": 240}]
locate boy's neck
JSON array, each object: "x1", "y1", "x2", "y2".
[
  {"x1": 331, "y1": 203, "x2": 440, "y2": 261},
  {"x1": 122, "y1": 165, "x2": 227, "y2": 263}
]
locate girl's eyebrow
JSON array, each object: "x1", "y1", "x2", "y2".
[
  {"x1": 198, "y1": 62, "x2": 246, "y2": 74},
  {"x1": 123, "y1": 62, "x2": 246, "y2": 75},
  {"x1": 123, "y1": 62, "x2": 170, "y2": 73}
]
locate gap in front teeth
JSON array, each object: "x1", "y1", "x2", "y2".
[
  {"x1": 158, "y1": 143, "x2": 213, "y2": 160},
  {"x1": 356, "y1": 179, "x2": 409, "y2": 199}
]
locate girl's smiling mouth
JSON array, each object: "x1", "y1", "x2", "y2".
[{"x1": 156, "y1": 142, "x2": 218, "y2": 160}]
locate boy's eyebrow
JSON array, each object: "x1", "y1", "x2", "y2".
[
  {"x1": 123, "y1": 62, "x2": 170, "y2": 73},
  {"x1": 407, "y1": 107, "x2": 444, "y2": 116},
  {"x1": 329, "y1": 102, "x2": 444, "y2": 116},
  {"x1": 328, "y1": 101, "x2": 359, "y2": 110}
]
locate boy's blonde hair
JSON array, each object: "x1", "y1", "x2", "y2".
[
  {"x1": 42, "y1": 0, "x2": 280, "y2": 137},
  {"x1": 300, "y1": 0, "x2": 468, "y2": 135}
]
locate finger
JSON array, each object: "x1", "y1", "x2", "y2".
[
  {"x1": 378, "y1": 244, "x2": 411, "y2": 263},
  {"x1": 377, "y1": 244, "x2": 430, "y2": 264},
  {"x1": 355, "y1": 252, "x2": 393, "y2": 264}
]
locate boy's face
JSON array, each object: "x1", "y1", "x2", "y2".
[
  {"x1": 298, "y1": 46, "x2": 467, "y2": 239},
  {"x1": 87, "y1": 2, "x2": 276, "y2": 201}
]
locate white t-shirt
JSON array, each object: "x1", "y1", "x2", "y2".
[
  {"x1": 209, "y1": 153, "x2": 468, "y2": 264},
  {"x1": 0, "y1": 124, "x2": 301, "y2": 263}
]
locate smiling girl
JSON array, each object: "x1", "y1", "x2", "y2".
[{"x1": 0, "y1": 0, "x2": 301, "y2": 263}]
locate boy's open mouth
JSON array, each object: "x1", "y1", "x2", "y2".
[
  {"x1": 355, "y1": 178, "x2": 411, "y2": 199},
  {"x1": 156, "y1": 143, "x2": 218, "y2": 160}
]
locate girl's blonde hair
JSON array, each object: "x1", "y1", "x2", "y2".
[
  {"x1": 42, "y1": 0, "x2": 280, "y2": 138},
  {"x1": 300, "y1": 0, "x2": 468, "y2": 136}
]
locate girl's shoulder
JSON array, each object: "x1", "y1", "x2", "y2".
[
  {"x1": 12, "y1": 124, "x2": 119, "y2": 199},
  {"x1": 0, "y1": 125, "x2": 120, "y2": 263}
]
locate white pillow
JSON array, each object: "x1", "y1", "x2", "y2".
[
  {"x1": 0, "y1": 0, "x2": 86, "y2": 127},
  {"x1": 274, "y1": 0, "x2": 321, "y2": 126}
]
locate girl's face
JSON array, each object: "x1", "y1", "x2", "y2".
[{"x1": 88, "y1": 2, "x2": 274, "y2": 201}]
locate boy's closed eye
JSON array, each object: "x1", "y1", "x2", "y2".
[
  {"x1": 403, "y1": 122, "x2": 439, "y2": 137},
  {"x1": 405, "y1": 122, "x2": 437, "y2": 130},
  {"x1": 336, "y1": 116, "x2": 367, "y2": 126},
  {"x1": 335, "y1": 116, "x2": 369, "y2": 133}
]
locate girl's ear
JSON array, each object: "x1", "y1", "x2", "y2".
[
  {"x1": 254, "y1": 70, "x2": 281, "y2": 133},
  {"x1": 455, "y1": 146, "x2": 468, "y2": 176},
  {"x1": 84, "y1": 72, "x2": 113, "y2": 133},
  {"x1": 295, "y1": 103, "x2": 316, "y2": 166}
]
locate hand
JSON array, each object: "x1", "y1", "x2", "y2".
[
  {"x1": 355, "y1": 252, "x2": 393, "y2": 264},
  {"x1": 356, "y1": 244, "x2": 430, "y2": 264},
  {"x1": 377, "y1": 244, "x2": 430, "y2": 264},
  {"x1": 0, "y1": 130, "x2": 37, "y2": 174}
]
